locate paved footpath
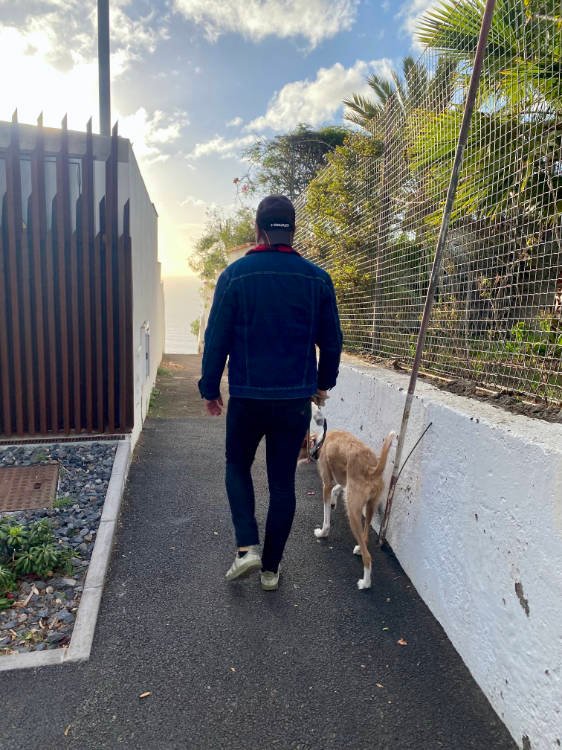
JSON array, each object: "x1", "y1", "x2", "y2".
[{"x1": 0, "y1": 356, "x2": 516, "y2": 750}]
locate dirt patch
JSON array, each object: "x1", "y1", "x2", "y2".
[
  {"x1": 357, "y1": 355, "x2": 561, "y2": 424},
  {"x1": 149, "y1": 355, "x2": 228, "y2": 419},
  {"x1": 441, "y1": 378, "x2": 561, "y2": 423}
]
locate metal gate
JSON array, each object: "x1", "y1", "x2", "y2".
[{"x1": 0, "y1": 114, "x2": 134, "y2": 437}]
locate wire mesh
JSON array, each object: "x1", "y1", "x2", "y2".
[{"x1": 294, "y1": 0, "x2": 562, "y2": 405}]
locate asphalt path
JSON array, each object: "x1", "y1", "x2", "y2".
[{"x1": 0, "y1": 356, "x2": 517, "y2": 750}]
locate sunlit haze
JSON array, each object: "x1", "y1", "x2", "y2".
[{"x1": 0, "y1": 0, "x2": 426, "y2": 277}]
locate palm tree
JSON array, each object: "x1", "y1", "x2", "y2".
[
  {"x1": 412, "y1": 0, "x2": 561, "y2": 225},
  {"x1": 416, "y1": 0, "x2": 562, "y2": 111},
  {"x1": 343, "y1": 56, "x2": 457, "y2": 133}
]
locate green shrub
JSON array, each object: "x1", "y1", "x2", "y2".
[
  {"x1": 0, "y1": 518, "x2": 74, "y2": 602},
  {"x1": 0, "y1": 563, "x2": 16, "y2": 595},
  {"x1": 53, "y1": 496, "x2": 73, "y2": 510},
  {"x1": 505, "y1": 317, "x2": 562, "y2": 358}
]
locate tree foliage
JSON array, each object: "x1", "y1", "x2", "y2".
[
  {"x1": 245, "y1": 124, "x2": 349, "y2": 200},
  {"x1": 188, "y1": 207, "x2": 255, "y2": 289}
]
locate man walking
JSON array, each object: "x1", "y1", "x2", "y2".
[{"x1": 198, "y1": 195, "x2": 342, "y2": 590}]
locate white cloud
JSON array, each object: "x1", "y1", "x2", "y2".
[
  {"x1": 180, "y1": 195, "x2": 209, "y2": 208},
  {"x1": 186, "y1": 134, "x2": 258, "y2": 160},
  {"x1": 227, "y1": 116, "x2": 243, "y2": 128},
  {"x1": 119, "y1": 108, "x2": 189, "y2": 165},
  {"x1": 245, "y1": 59, "x2": 394, "y2": 132},
  {"x1": 399, "y1": 0, "x2": 438, "y2": 43},
  {"x1": 173, "y1": 0, "x2": 359, "y2": 47}
]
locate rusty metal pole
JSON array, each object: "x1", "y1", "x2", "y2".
[
  {"x1": 98, "y1": 0, "x2": 111, "y2": 137},
  {"x1": 378, "y1": 0, "x2": 498, "y2": 546}
]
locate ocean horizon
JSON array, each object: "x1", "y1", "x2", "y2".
[{"x1": 163, "y1": 275, "x2": 203, "y2": 355}]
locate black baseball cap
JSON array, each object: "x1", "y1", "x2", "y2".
[{"x1": 255, "y1": 195, "x2": 295, "y2": 246}]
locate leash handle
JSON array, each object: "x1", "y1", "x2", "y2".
[{"x1": 309, "y1": 417, "x2": 327, "y2": 461}]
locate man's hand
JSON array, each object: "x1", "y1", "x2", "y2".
[
  {"x1": 312, "y1": 389, "x2": 328, "y2": 407},
  {"x1": 204, "y1": 396, "x2": 224, "y2": 416}
]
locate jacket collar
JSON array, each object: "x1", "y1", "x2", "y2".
[{"x1": 246, "y1": 244, "x2": 299, "y2": 255}]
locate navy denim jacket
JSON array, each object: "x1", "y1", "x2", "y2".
[{"x1": 198, "y1": 247, "x2": 343, "y2": 400}]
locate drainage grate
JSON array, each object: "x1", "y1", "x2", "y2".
[{"x1": 0, "y1": 464, "x2": 59, "y2": 512}]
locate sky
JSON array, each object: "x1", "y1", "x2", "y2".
[{"x1": 0, "y1": 0, "x2": 435, "y2": 277}]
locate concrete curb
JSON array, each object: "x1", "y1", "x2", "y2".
[{"x1": 0, "y1": 437, "x2": 132, "y2": 673}]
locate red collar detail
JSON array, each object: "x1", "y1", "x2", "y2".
[{"x1": 246, "y1": 244, "x2": 297, "y2": 255}]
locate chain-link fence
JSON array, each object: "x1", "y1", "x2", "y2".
[{"x1": 294, "y1": 0, "x2": 562, "y2": 405}]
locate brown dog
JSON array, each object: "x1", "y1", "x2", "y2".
[{"x1": 314, "y1": 430, "x2": 395, "y2": 590}]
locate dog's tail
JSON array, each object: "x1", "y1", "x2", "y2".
[{"x1": 373, "y1": 431, "x2": 396, "y2": 478}]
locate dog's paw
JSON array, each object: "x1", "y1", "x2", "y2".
[
  {"x1": 314, "y1": 527, "x2": 329, "y2": 539},
  {"x1": 353, "y1": 545, "x2": 361, "y2": 556},
  {"x1": 357, "y1": 578, "x2": 371, "y2": 590}
]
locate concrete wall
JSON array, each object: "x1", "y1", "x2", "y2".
[
  {"x1": 124, "y1": 145, "x2": 164, "y2": 445},
  {"x1": 327, "y1": 356, "x2": 562, "y2": 750}
]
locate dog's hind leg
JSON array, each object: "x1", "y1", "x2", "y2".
[
  {"x1": 347, "y1": 498, "x2": 372, "y2": 590},
  {"x1": 314, "y1": 482, "x2": 334, "y2": 538},
  {"x1": 330, "y1": 484, "x2": 343, "y2": 510}
]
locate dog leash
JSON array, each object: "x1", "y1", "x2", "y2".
[
  {"x1": 308, "y1": 417, "x2": 327, "y2": 461},
  {"x1": 395, "y1": 422, "x2": 433, "y2": 482}
]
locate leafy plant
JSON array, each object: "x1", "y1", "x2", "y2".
[
  {"x1": 0, "y1": 519, "x2": 74, "y2": 606},
  {"x1": 190, "y1": 319, "x2": 200, "y2": 339},
  {"x1": 0, "y1": 563, "x2": 16, "y2": 595},
  {"x1": 5, "y1": 524, "x2": 27, "y2": 552},
  {"x1": 149, "y1": 388, "x2": 161, "y2": 411},
  {"x1": 13, "y1": 543, "x2": 71, "y2": 578},
  {"x1": 505, "y1": 317, "x2": 562, "y2": 357},
  {"x1": 53, "y1": 496, "x2": 74, "y2": 510}
]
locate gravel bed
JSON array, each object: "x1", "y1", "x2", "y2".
[{"x1": 0, "y1": 442, "x2": 117, "y2": 655}]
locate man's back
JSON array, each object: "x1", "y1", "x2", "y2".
[{"x1": 199, "y1": 246, "x2": 342, "y2": 401}]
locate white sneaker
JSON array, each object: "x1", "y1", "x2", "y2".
[
  {"x1": 225, "y1": 547, "x2": 262, "y2": 581},
  {"x1": 260, "y1": 569, "x2": 280, "y2": 591}
]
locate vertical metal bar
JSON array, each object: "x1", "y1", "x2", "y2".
[
  {"x1": 5, "y1": 114, "x2": 25, "y2": 435},
  {"x1": 20, "y1": 164, "x2": 37, "y2": 435},
  {"x1": 45, "y1": 195, "x2": 59, "y2": 432},
  {"x1": 104, "y1": 124, "x2": 118, "y2": 432},
  {"x1": 0, "y1": 223, "x2": 13, "y2": 436},
  {"x1": 30, "y1": 114, "x2": 48, "y2": 434},
  {"x1": 70, "y1": 219, "x2": 82, "y2": 431},
  {"x1": 82, "y1": 120, "x2": 95, "y2": 432},
  {"x1": 93, "y1": 227, "x2": 105, "y2": 431},
  {"x1": 379, "y1": 0, "x2": 498, "y2": 546},
  {"x1": 117, "y1": 230, "x2": 127, "y2": 430},
  {"x1": 124, "y1": 222, "x2": 134, "y2": 429},
  {"x1": 119, "y1": 201, "x2": 133, "y2": 431},
  {"x1": 98, "y1": 0, "x2": 111, "y2": 138},
  {"x1": 56, "y1": 115, "x2": 72, "y2": 433}
]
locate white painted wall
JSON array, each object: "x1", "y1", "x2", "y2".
[
  {"x1": 326, "y1": 355, "x2": 562, "y2": 750},
  {"x1": 124, "y1": 145, "x2": 164, "y2": 445}
]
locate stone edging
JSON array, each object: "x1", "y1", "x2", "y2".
[{"x1": 0, "y1": 437, "x2": 131, "y2": 673}]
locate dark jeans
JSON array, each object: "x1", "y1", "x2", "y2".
[{"x1": 225, "y1": 397, "x2": 311, "y2": 573}]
